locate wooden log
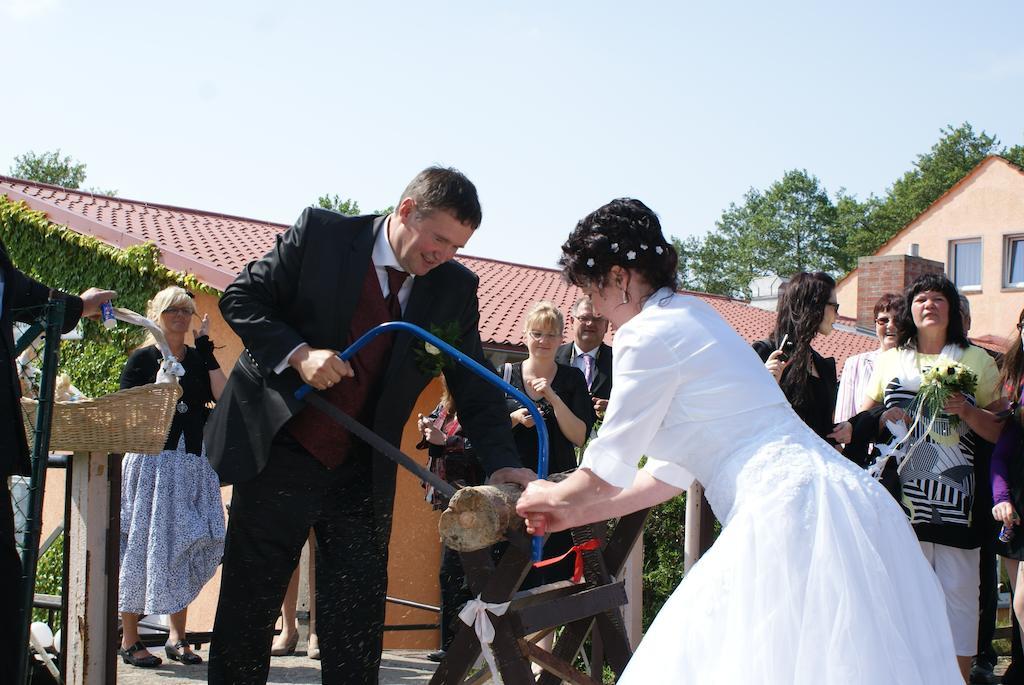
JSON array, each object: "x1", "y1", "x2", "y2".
[{"x1": 438, "y1": 483, "x2": 524, "y2": 551}]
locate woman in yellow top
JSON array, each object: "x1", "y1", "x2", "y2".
[{"x1": 861, "y1": 273, "x2": 1002, "y2": 681}]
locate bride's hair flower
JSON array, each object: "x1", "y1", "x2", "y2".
[
  {"x1": 640, "y1": 243, "x2": 648, "y2": 250},
  {"x1": 626, "y1": 250, "x2": 637, "y2": 260},
  {"x1": 610, "y1": 243, "x2": 619, "y2": 252},
  {"x1": 655, "y1": 245, "x2": 664, "y2": 254},
  {"x1": 586, "y1": 258, "x2": 595, "y2": 268}
]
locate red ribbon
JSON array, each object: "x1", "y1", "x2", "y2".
[{"x1": 532, "y1": 539, "x2": 601, "y2": 583}]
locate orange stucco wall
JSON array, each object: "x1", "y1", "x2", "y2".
[
  {"x1": 38, "y1": 291, "x2": 447, "y2": 649},
  {"x1": 836, "y1": 157, "x2": 1024, "y2": 342}
]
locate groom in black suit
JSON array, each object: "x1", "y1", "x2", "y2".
[
  {"x1": 205, "y1": 167, "x2": 532, "y2": 684},
  {"x1": 555, "y1": 296, "x2": 613, "y2": 415}
]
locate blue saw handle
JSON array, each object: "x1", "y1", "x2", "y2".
[{"x1": 293, "y1": 321, "x2": 549, "y2": 561}]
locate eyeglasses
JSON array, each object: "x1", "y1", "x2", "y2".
[
  {"x1": 826, "y1": 302, "x2": 840, "y2": 313},
  {"x1": 574, "y1": 316, "x2": 606, "y2": 326},
  {"x1": 527, "y1": 331, "x2": 560, "y2": 342},
  {"x1": 875, "y1": 317, "x2": 892, "y2": 326},
  {"x1": 1018, "y1": 322, "x2": 1024, "y2": 332},
  {"x1": 162, "y1": 307, "x2": 194, "y2": 316}
]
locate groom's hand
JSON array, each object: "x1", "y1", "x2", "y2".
[
  {"x1": 487, "y1": 467, "x2": 537, "y2": 489},
  {"x1": 289, "y1": 344, "x2": 354, "y2": 390}
]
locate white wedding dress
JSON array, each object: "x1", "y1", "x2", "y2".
[{"x1": 580, "y1": 289, "x2": 961, "y2": 684}]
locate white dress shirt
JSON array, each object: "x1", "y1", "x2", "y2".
[
  {"x1": 275, "y1": 216, "x2": 413, "y2": 373},
  {"x1": 571, "y1": 344, "x2": 598, "y2": 387}
]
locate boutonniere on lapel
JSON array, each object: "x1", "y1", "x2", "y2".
[{"x1": 415, "y1": 322, "x2": 462, "y2": 377}]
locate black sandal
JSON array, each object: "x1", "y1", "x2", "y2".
[
  {"x1": 118, "y1": 641, "x2": 162, "y2": 667},
  {"x1": 165, "y1": 640, "x2": 203, "y2": 665}
]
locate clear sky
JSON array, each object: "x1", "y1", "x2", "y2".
[{"x1": 2, "y1": 0, "x2": 1022, "y2": 269}]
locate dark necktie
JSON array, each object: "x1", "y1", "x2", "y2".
[{"x1": 385, "y1": 266, "x2": 409, "y2": 319}]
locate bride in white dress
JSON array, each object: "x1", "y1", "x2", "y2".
[{"x1": 516, "y1": 199, "x2": 962, "y2": 684}]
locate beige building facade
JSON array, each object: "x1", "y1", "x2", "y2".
[{"x1": 836, "y1": 156, "x2": 1024, "y2": 343}]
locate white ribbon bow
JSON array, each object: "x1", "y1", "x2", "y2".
[{"x1": 459, "y1": 596, "x2": 511, "y2": 683}]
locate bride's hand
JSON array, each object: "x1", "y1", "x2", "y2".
[{"x1": 517, "y1": 479, "x2": 572, "y2": 534}]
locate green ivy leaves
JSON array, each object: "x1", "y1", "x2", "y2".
[{"x1": 0, "y1": 197, "x2": 215, "y2": 396}]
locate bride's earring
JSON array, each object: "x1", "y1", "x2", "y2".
[{"x1": 621, "y1": 289, "x2": 628, "y2": 305}]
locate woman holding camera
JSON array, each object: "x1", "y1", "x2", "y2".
[
  {"x1": 753, "y1": 271, "x2": 841, "y2": 442},
  {"x1": 503, "y1": 301, "x2": 595, "y2": 584}
]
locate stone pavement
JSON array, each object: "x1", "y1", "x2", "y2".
[{"x1": 116, "y1": 648, "x2": 439, "y2": 684}]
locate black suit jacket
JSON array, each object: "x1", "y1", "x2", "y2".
[
  {"x1": 204, "y1": 209, "x2": 521, "y2": 531},
  {"x1": 555, "y1": 341, "x2": 613, "y2": 401},
  {"x1": 1, "y1": 238, "x2": 83, "y2": 477}
]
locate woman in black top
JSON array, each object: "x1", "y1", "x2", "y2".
[
  {"x1": 753, "y1": 271, "x2": 843, "y2": 444},
  {"x1": 504, "y1": 301, "x2": 595, "y2": 582},
  {"x1": 117, "y1": 286, "x2": 227, "y2": 668}
]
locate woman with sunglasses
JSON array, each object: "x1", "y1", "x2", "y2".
[
  {"x1": 503, "y1": 301, "x2": 595, "y2": 582},
  {"x1": 117, "y1": 286, "x2": 227, "y2": 668},
  {"x1": 753, "y1": 271, "x2": 843, "y2": 444},
  {"x1": 835, "y1": 292, "x2": 902, "y2": 423}
]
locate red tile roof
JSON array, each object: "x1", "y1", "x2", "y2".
[
  {"x1": 1, "y1": 175, "x2": 877, "y2": 371},
  {"x1": 0, "y1": 175, "x2": 283, "y2": 289}
]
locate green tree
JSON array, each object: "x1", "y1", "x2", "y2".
[
  {"x1": 315, "y1": 194, "x2": 393, "y2": 216},
  {"x1": 1004, "y1": 144, "x2": 1024, "y2": 169},
  {"x1": 10, "y1": 149, "x2": 117, "y2": 196},
  {"x1": 751, "y1": 169, "x2": 841, "y2": 276},
  {"x1": 316, "y1": 194, "x2": 361, "y2": 215},
  {"x1": 10, "y1": 149, "x2": 87, "y2": 188},
  {"x1": 846, "y1": 122, "x2": 1002, "y2": 258},
  {"x1": 675, "y1": 170, "x2": 842, "y2": 297}
]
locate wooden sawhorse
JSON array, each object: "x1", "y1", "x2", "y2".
[{"x1": 431, "y1": 508, "x2": 650, "y2": 685}]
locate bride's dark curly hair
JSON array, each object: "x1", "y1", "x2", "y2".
[{"x1": 558, "y1": 198, "x2": 679, "y2": 296}]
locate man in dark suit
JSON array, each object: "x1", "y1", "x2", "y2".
[
  {"x1": 555, "y1": 296, "x2": 613, "y2": 416},
  {"x1": 205, "y1": 167, "x2": 532, "y2": 685},
  {"x1": 0, "y1": 238, "x2": 113, "y2": 673}
]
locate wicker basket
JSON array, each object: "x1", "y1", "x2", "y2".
[{"x1": 21, "y1": 382, "x2": 182, "y2": 454}]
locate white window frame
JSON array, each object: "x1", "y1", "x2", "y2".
[
  {"x1": 948, "y1": 238, "x2": 982, "y2": 292},
  {"x1": 1004, "y1": 233, "x2": 1024, "y2": 290}
]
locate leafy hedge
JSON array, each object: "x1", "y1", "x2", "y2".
[
  {"x1": 641, "y1": 494, "x2": 687, "y2": 629},
  {"x1": 0, "y1": 197, "x2": 214, "y2": 396},
  {"x1": 32, "y1": 533, "x2": 62, "y2": 624}
]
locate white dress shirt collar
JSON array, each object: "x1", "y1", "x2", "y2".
[
  {"x1": 372, "y1": 215, "x2": 403, "y2": 271},
  {"x1": 573, "y1": 343, "x2": 598, "y2": 360},
  {"x1": 373, "y1": 215, "x2": 415, "y2": 302}
]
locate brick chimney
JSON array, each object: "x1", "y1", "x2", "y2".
[{"x1": 855, "y1": 254, "x2": 945, "y2": 330}]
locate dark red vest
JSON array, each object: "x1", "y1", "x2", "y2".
[{"x1": 285, "y1": 263, "x2": 403, "y2": 468}]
